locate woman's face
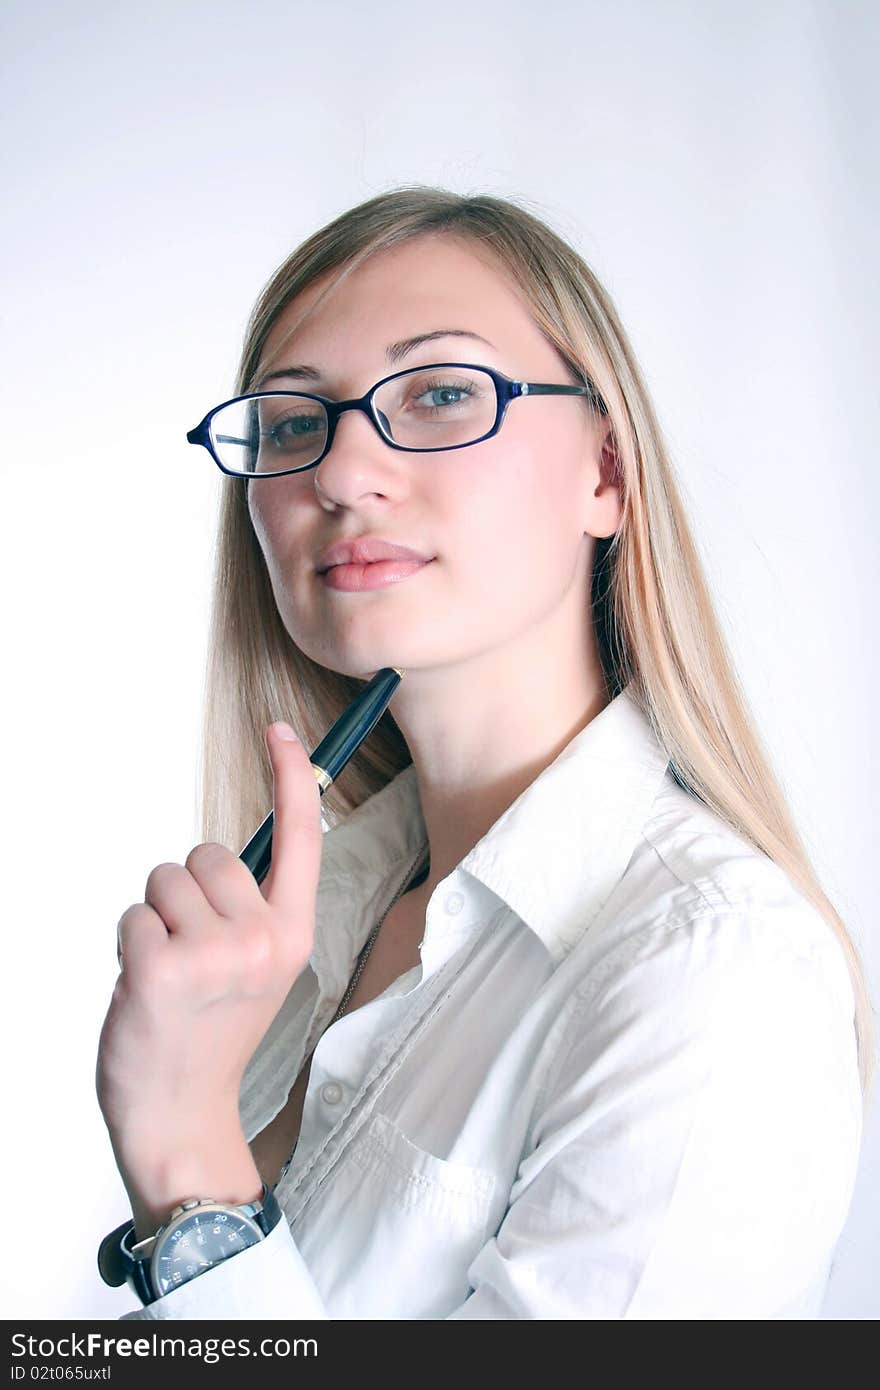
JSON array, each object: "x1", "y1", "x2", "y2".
[{"x1": 247, "y1": 232, "x2": 618, "y2": 681}]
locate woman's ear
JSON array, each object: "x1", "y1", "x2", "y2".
[{"x1": 587, "y1": 421, "x2": 624, "y2": 539}]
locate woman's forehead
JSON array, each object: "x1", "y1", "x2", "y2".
[{"x1": 258, "y1": 235, "x2": 543, "y2": 376}]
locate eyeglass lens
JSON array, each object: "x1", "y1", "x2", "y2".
[{"x1": 209, "y1": 365, "x2": 498, "y2": 476}]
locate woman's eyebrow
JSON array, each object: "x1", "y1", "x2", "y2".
[{"x1": 255, "y1": 329, "x2": 496, "y2": 388}]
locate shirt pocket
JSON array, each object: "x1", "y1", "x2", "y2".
[
  {"x1": 352, "y1": 1110, "x2": 496, "y2": 1222},
  {"x1": 295, "y1": 1109, "x2": 497, "y2": 1318}
]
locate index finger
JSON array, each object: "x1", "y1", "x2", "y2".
[{"x1": 260, "y1": 721, "x2": 324, "y2": 921}]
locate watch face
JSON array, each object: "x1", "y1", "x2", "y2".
[{"x1": 151, "y1": 1205, "x2": 262, "y2": 1297}]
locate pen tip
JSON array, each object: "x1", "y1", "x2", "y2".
[{"x1": 391, "y1": 667, "x2": 405, "y2": 679}]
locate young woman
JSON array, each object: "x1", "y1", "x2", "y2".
[{"x1": 96, "y1": 188, "x2": 872, "y2": 1320}]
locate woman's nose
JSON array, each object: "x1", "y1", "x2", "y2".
[{"x1": 313, "y1": 405, "x2": 401, "y2": 507}]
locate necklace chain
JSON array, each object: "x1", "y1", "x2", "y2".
[
  {"x1": 332, "y1": 842, "x2": 429, "y2": 1022},
  {"x1": 274, "y1": 841, "x2": 430, "y2": 1186}
]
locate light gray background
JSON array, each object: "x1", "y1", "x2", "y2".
[{"x1": 2, "y1": 0, "x2": 876, "y2": 1319}]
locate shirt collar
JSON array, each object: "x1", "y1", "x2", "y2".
[{"x1": 316, "y1": 681, "x2": 671, "y2": 968}]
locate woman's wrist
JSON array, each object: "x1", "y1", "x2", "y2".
[{"x1": 114, "y1": 1124, "x2": 263, "y2": 1240}]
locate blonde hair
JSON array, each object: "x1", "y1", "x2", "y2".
[{"x1": 199, "y1": 185, "x2": 875, "y2": 1107}]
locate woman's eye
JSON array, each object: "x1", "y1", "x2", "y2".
[
  {"x1": 412, "y1": 384, "x2": 471, "y2": 409},
  {"x1": 277, "y1": 416, "x2": 320, "y2": 436},
  {"x1": 265, "y1": 414, "x2": 325, "y2": 446}
]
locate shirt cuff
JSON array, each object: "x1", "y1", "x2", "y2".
[{"x1": 119, "y1": 1212, "x2": 329, "y2": 1320}]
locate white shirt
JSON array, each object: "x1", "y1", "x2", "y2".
[{"x1": 120, "y1": 682, "x2": 863, "y2": 1320}]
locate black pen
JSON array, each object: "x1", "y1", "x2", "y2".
[{"x1": 239, "y1": 666, "x2": 405, "y2": 885}]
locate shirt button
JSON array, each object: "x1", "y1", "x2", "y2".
[
  {"x1": 444, "y1": 891, "x2": 464, "y2": 915},
  {"x1": 320, "y1": 1081, "x2": 344, "y2": 1105}
]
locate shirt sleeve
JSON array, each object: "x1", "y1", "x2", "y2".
[
  {"x1": 449, "y1": 908, "x2": 864, "y2": 1319},
  {"x1": 119, "y1": 906, "x2": 864, "y2": 1321},
  {"x1": 118, "y1": 1218, "x2": 329, "y2": 1320}
]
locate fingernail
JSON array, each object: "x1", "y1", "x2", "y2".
[{"x1": 272, "y1": 721, "x2": 299, "y2": 742}]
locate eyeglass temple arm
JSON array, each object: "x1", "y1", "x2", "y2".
[
  {"x1": 186, "y1": 426, "x2": 253, "y2": 448},
  {"x1": 523, "y1": 382, "x2": 608, "y2": 412},
  {"x1": 523, "y1": 383, "x2": 592, "y2": 396}
]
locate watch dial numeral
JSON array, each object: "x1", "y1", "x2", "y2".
[{"x1": 156, "y1": 1212, "x2": 257, "y2": 1294}]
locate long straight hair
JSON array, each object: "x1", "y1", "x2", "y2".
[{"x1": 198, "y1": 186, "x2": 874, "y2": 1107}]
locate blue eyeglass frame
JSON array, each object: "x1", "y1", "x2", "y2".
[{"x1": 186, "y1": 361, "x2": 608, "y2": 480}]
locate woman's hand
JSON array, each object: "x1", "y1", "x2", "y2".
[{"x1": 95, "y1": 721, "x2": 323, "y2": 1232}]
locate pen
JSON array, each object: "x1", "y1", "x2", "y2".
[{"x1": 239, "y1": 666, "x2": 405, "y2": 885}]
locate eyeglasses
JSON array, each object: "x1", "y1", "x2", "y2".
[{"x1": 186, "y1": 362, "x2": 608, "y2": 479}]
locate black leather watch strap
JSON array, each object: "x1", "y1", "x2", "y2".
[
  {"x1": 252, "y1": 1182, "x2": 283, "y2": 1235},
  {"x1": 98, "y1": 1184, "x2": 283, "y2": 1304},
  {"x1": 119, "y1": 1225, "x2": 155, "y2": 1304},
  {"x1": 97, "y1": 1217, "x2": 147, "y2": 1295}
]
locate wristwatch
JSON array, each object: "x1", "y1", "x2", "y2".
[{"x1": 98, "y1": 1184, "x2": 283, "y2": 1305}]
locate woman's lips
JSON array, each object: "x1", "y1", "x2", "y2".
[{"x1": 319, "y1": 557, "x2": 434, "y2": 592}]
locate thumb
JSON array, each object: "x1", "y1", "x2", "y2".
[{"x1": 261, "y1": 721, "x2": 323, "y2": 920}]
